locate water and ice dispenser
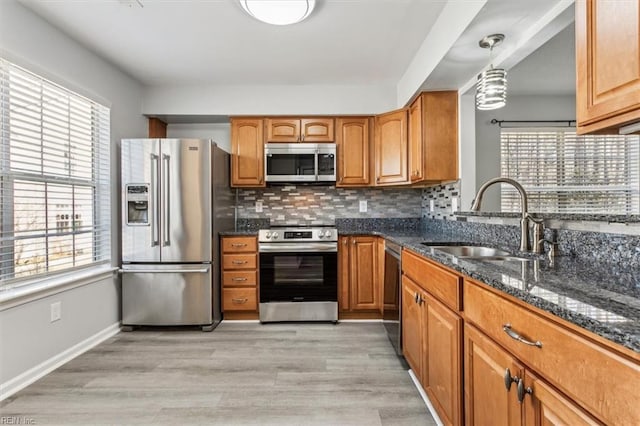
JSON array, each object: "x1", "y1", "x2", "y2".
[{"x1": 126, "y1": 184, "x2": 150, "y2": 225}]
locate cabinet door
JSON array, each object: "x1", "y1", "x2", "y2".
[
  {"x1": 374, "y1": 109, "x2": 409, "y2": 185},
  {"x1": 523, "y1": 371, "x2": 601, "y2": 426},
  {"x1": 401, "y1": 276, "x2": 424, "y2": 377},
  {"x1": 424, "y1": 295, "x2": 463, "y2": 426},
  {"x1": 408, "y1": 96, "x2": 424, "y2": 183},
  {"x1": 349, "y1": 236, "x2": 378, "y2": 310},
  {"x1": 576, "y1": 0, "x2": 640, "y2": 133},
  {"x1": 301, "y1": 118, "x2": 334, "y2": 142},
  {"x1": 465, "y1": 323, "x2": 523, "y2": 426},
  {"x1": 338, "y1": 236, "x2": 351, "y2": 312},
  {"x1": 266, "y1": 118, "x2": 300, "y2": 142},
  {"x1": 231, "y1": 118, "x2": 265, "y2": 187},
  {"x1": 423, "y1": 91, "x2": 458, "y2": 181},
  {"x1": 336, "y1": 117, "x2": 371, "y2": 186},
  {"x1": 376, "y1": 237, "x2": 385, "y2": 316}
]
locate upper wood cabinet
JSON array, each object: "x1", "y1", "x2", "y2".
[
  {"x1": 576, "y1": 0, "x2": 640, "y2": 134},
  {"x1": 230, "y1": 118, "x2": 265, "y2": 188},
  {"x1": 374, "y1": 108, "x2": 409, "y2": 186},
  {"x1": 266, "y1": 117, "x2": 335, "y2": 142},
  {"x1": 336, "y1": 117, "x2": 372, "y2": 187},
  {"x1": 408, "y1": 91, "x2": 458, "y2": 182}
]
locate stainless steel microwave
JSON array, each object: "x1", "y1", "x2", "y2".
[{"x1": 265, "y1": 143, "x2": 336, "y2": 183}]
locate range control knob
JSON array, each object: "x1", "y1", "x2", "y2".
[
  {"x1": 271, "y1": 232, "x2": 279, "y2": 239},
  {"x1": 265, "y1": 231, "x2": 272, "y2": 239}
]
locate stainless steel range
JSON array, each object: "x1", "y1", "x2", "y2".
[{"x1": 258, "y1": 226, "x2": 338, "y2": 323}]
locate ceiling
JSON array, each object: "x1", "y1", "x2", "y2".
[{"x1": 18, "y1": 0, "x2": 575, "y2": 93}]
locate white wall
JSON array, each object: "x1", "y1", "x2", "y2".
[
  {"x1": 167, "y1": 123, "x2": 231, "y2": 153},
  {"x1": 0, "y1": 0, "x2": 146, "y2": 388},
  {"x1": 143, "y1": 83, "x2": 397, "y2": 116},
  {"x1": 474, "y1": 94, "x2": 576, "y2": 211}
]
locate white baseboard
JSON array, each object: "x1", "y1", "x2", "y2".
[
  {"x1": 408, "y1": 369, "x2": 444, "y2": 426},
  {"x1": 0, "y1": 322, "x2": 121, "y2": 401}
]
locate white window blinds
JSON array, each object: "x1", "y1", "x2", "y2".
[
  {"x1": 0, "y1": 58, "x2": 111, "y2": 290},
  {"x1": 500, "y1": 128, "x2": 640, "y2": 214}
]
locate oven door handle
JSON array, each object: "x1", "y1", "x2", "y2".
[{"x1": 259, "y1": 242, "x2": 338, "y2": 253}]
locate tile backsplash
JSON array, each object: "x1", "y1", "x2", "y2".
[
  {"x1": 421, "y1": 180, "x2": 461, "y2": 220},
  {"x1": 236, "y1": 185, "x2": 422, "y2": 226}
]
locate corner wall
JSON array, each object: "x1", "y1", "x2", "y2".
[{"x1": 0, "y1": 0, "x2": 146, "y2": 391}]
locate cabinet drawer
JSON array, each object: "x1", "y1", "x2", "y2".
[
  {"x1": 464, "y1": 279, "x2": 640, "y2": 426},
  {"x1": 223, "y1": 270, "x2": 257, "y2": 287},
  {"x1": 402, "y1": 249, "x2": 462, "y2": 311},
  {"x1": 223, "y1": 288, "x2": 257, "y2": 311},
  {"x1": 222, "y1": 237, "x2": 257, "y2": 253},
  {"x1": 223, "y1": 253, "x2": 257, "y2": 270}
]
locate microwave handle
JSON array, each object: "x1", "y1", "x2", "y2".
[{"x1": 314, "y1": 148, "x2": 319, "y2": 182}]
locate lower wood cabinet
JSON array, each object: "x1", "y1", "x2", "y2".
[
  {"x1": 338, "y1": 236, "x2": 380, "y2": 315},
  {"x1": 401, "y1": 250, "x2": 463, "y2": 426},
  {"x1": 464, "y1": 278, "x2": 639, "y2": 426},
  {"x1": 221, "y1": 236, "x2": 259, "y2": 318}
]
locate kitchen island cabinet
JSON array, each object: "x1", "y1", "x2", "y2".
[
  {"x1": 221, "y1": 236, "x2": 259, "y2": 319},
  {"x1": 230, "y1": 118, "x2": 265, "y2": 187},
  {"x1": 576, "y1": 0, "x2": 640, "y2": 134}
]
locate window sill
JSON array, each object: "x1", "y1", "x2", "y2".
[{"x1": 0, "y1": 265, "x2": 119, "y2": 311}]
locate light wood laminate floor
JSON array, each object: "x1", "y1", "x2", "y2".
[{"x1": 1, "y1": 322, "x2": 436, "y2": 425}]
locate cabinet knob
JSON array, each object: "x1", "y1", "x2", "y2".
[
  {"x1": 503, "y1": 368, "x2": 518, "y2": 392},
  {"x1": 516, "y1": 378, "x2": 533, "y2": 403}
]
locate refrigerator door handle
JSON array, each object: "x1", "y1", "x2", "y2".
[
  {"x1": 162, "y1": 153, "x2": 171, "y2": 247},
  {"x1": 150, "y1": 153, "x2": 160, "y2": 247},
  {"x1": 120, "y1": 267, "x2": 210, "y2": 274}
]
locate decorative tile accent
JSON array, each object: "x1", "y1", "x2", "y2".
[
  {"x1": 421, "y1": 181, "x2": 460, "y2": 220},
  {"x1": 236, "y1": 185, "x2": 422, "y2": 226}
]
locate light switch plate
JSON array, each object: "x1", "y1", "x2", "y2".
[
  {"x1": 50, "y1": 301, "x2": 61, "y2": 322},
  {"x1": 451, "y1": 197, "x2": 458, "y2": 212},
  {"x1": 359, "y1": 200, "x2": 367, "y2": 213},
  {"x1": 255, "y1": 200, "x2": 263, "y2": 213},
  {"x1": 429, "y1": 200, "x2": 435, "y2": 212}
]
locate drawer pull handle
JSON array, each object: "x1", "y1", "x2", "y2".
[
  {"x1": 231, "y1": 243, "x2": 247, "y2": 247},
  {"x1": 503, "y1": 368, "x2": 519, "y2": 392},
  {"x1": 232, "y1": 277, "x2": 248, "y2": 282},
  {"x1": 516, "y1": 378, "x2": 533, "y2": 403},
  {"x1": 503, "y1": 324, "x2": 542, "y2": 348},
  {"x1": 231, "y1": 298, "x2": 248, "y2": 304},
  {"x1": 232, "y1": 260, "x2": 248, "y2": 265}
]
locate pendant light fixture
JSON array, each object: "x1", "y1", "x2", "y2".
[
  {"x1": 239, "y1": 0, "x2": 316, "y2": 26},
  {"x1": 476, "y1": 34, "x2": 507, "y2": 111}
]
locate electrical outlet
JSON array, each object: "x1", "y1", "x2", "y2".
[
  {"x1": 429, "y1": 200, "x2": 435, "y2": 212},
  {"x1": 50, "y1": 301, "x2": 61, "y2": 322},
  {"x1": 451, "y1": 197, "x2": 459, "y2": 212},
  {"x1": 255, "y1": 200, "x2": 263, "y2": 213},
  {"x1": 359, "y1": 200, "x2": 367, "y2": 213}
]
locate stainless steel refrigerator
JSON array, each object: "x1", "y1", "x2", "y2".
[{"x1": 120, "y1": 138, "x2": 233, "y2": 330}]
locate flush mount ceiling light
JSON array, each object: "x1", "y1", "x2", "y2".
[
  {"x1": 476, "y1": 34, "x2": 507, "y2": 111},
  {"x1": 239, "y1": 0, "x2": 316, "y2": 26}
]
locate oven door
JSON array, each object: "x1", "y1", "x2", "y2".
[{"x1": 259, "y1": 248, "x2": 337, "y2": 303}]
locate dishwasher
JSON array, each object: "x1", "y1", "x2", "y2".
[{"x1": 382, "y1": 240, "x2": 403, "y2": 357}]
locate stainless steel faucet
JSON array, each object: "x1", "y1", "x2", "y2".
[{"x1": 470, "y1": 177, "x2": 531, "y2": 252}]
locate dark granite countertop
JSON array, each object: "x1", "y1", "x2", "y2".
[
  {"x1": 338, "y1": 226, "x2": 640, "y2": 354},
  {"x1": 219, "y1": 230, "x2": 259, "y2": 236}
]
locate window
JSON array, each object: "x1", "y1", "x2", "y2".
[
  {"x1": 0, "y1": 58, "x2": 111, "y2": 290},
  {"x1": 500, "y1": 128, "x2": 640, "y2": 214}
]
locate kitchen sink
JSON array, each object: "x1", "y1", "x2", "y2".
[{"x1": 422, "y1": 244, "x2": 511, "y2": 258}]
